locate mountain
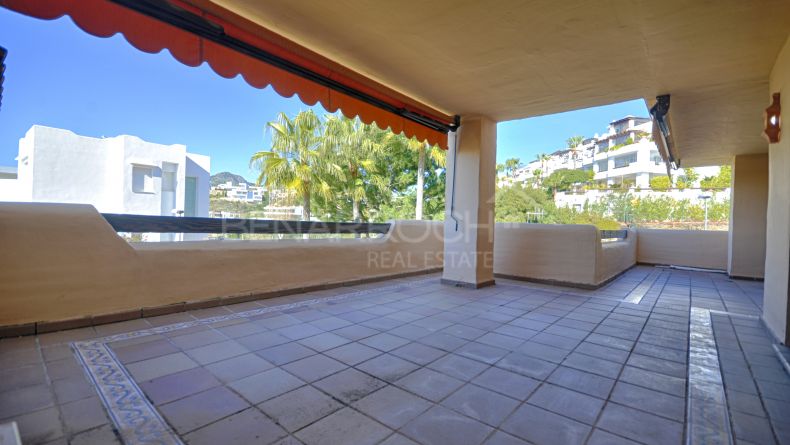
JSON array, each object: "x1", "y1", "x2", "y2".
[{"x1": 211, "y1": 171, "x2": 253, "y2": 187}]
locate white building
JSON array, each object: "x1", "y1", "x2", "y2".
[
  {"x1": 510, "y1": 115, "x2": 722, "y2": 189},
  {"x1": 213, "y1": 181, "x2": 265, "y2": 203},
  {"x1": 0, "y1": 125, "x2": 211, "y2": 239}
]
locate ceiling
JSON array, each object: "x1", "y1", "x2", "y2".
[{"x1": 212, "y1": 0, "x2": 790, "y2": 166}]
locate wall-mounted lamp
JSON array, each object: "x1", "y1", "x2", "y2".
[{"x1": 764, "y1": 92, "x2": 781, "y2": 143}]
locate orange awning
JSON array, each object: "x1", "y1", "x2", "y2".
[{"x1": 0, "y1": 0, "x2": 456, "y2": 148}]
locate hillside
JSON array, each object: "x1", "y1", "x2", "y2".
[{"x1": 210, "y1": 171, "x2": 252, "y2": 187}]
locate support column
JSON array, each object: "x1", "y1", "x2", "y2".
[
  {"x1": 764, "y1": 35, "x2": 790, "y2": 344},
  {"x1": 727, "y1": 154, "x2": 768, "y2": 279},
  {"x1": 442, "y1": 116, "x2": 497, "y2": 288}
]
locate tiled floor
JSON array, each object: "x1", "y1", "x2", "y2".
[{"x1": 1, "y1": 266, "x2": 789, "y2": 445}]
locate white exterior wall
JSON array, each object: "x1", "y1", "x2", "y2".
[{"x1": 2, "y1": 126, "x2": 210, "y2": 219}]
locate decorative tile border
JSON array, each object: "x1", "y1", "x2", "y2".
[
  {"x1": 71, "y1": 278, "x2": 435, "y2": 445},
  {"x1": 622, "y1": 268, "x2": 663, "y2": 304},
  {"x1": 686, "y1": 307, "x2": 733, "y2": 445}
]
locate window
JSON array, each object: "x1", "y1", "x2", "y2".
[
  {"x1": 597, "y1": 160, "x2": 608, "y2": 172},
  {"x1": 650, "y1": 151, "x2": 663, "y2": 165},
  {"x1": 132, "y1": 165, "x2": 154, "y2": 193},
  {"x1": 614, "y1": 153, "x2": 637, "y2": 169}
]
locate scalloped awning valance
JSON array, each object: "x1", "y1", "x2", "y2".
[{"x1": 0, "y1": 0, "x2": 455, "y2": 147}]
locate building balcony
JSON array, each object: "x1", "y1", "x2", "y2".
[{"x1": 1, "y1": 203, "x2": 788, "y2": 445}]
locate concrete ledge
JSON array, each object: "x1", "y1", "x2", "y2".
[
  {"x1": 0, "y1": 267, "x2": 442, "y2": 339},
  {"x1": 496, "y1": 264, "x2": 636, "y2": 290},
  {"x1": 440, "y1": 278, "x2": 496, "y2": 289}
]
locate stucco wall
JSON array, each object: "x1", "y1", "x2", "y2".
[
  {"x1": 0, "y1": 203, "x2": 443, "y2": 327},
  {"x1": 493, "y1": 223, "x2": 636, "y2": 287},
  {"x1": 728, "y1": 154, "x2": 768, "y2": 279},
  {"x1": 637, "y1": 229, "x2": 728, "y2": 270},
  {"x1": 764, "y1": 35, "x2": 790, "y2": 343}
]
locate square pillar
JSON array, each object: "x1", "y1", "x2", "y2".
[
  {"x1": 442, "y1": 116, "x2": 497, "y2": 288},
  {"x1": 727, "y1": 154, "x2": 768, "y2": 279},
  {"x1": 764, "y1": 35, "x2": 790, "y2": 344}
]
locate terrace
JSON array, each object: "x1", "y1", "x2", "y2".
[
  {"x1": 2, "y1": 267, "x2": 788, "y2": 445},
  {"x1": 2, "y1": 1, "x2": 790, "y2": 445}
]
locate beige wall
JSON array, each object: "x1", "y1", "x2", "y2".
[
  {"x1": 493, "y1": 224, "x2": 636, "y2": 287},
  {"x1": 728, "y1": 154, "x2": 768, "y2": 278},
  {"x1": 443, "y1": 117, "x2": 497, "y2": 287},
  {"x1": 0, "y1": 203, "x2": 443, "y2": 327},
  {"x1": 764, "y1": 35, "x2": 790, "y2": 344},
  {"x1": 637, "y1": 229, "x2": 728, "y2": 270}
]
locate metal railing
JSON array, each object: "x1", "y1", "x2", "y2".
[
  {"x1": 102, "y1": 214, "x2": 391, "y2": 235},
  {"x1": 600, "y1": 229, "x2": 628, "y2": 240}
]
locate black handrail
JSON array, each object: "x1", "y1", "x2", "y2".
[
  {"x1": 600, "y1": 229, "x2": 628, "y2": 240},
  {"x1": 102, "y1": 214, "x2": 391, "y2": 235}
]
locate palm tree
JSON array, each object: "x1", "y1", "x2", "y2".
[
  {"x1": 566, "y1": 136, "x2": 584, "y2": 169},
  {"x1": 504, "y1": 158, "x2": 522, "y2": 178},
  {"x1": 537, "y1": 153, "x2": 550, "y2": 183},
  {"x1": 390, "y1": 136, "x2": 446, "y2": 220},
  {"x1": 323, "y1": 116, "x2": 389, "y2": 222},
  {"x1": 250, "y1": 110, "x2": 326, "y2": 221}
]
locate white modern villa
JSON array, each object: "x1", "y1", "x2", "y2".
[
  {"x1": 513, "y1": 115, "x2": 720, "y2": 189},
  {"x1": 0, "y1": 125, "x2": 210, "y2": 239}
]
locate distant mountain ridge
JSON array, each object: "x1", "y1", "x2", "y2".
[{"x1": 210, "y1": 171, "x2": 253, "y2": 187}]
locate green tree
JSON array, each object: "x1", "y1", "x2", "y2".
[
  {"x1": 700, "y1": 165, "x2": 732, "y2": 189},
  {"x1": 543, "y1": 169, "x2": 593, "y2": 196},
  {"x1": 650, "y1": 176, "x2": 671, "y2": 191},
  {"x1": 496, "y1": 184, "x2": 551, "y2": 222},
  {"x1": 250, "y1": 110, "x2": 327, "y2": 220}
]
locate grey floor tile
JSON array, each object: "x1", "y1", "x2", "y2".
[
  {"x1": 517, "y1": 341, "x2": 570, "y2": 364},
  {"x1": 547, "y1": 366, "x2": 615, "y2": 399},
  {"x1": 298, "y1": 332, "x2": 351, "y2": 352},
  {"x1": 229, "y1": 368, "x2": 305, "y2": 404},
  {"x1": 204, "y1": 353, "x2": 274, "y2": 383},
  {"x1": 257, "y1": 342, "x2": 316, "y2": 366},
  {"x1": 140, "y1": 367, "x2": 220, "y2": 405},
  {"x1": 396, "y1": 367, "x2": 464, "y2": 402},
  {"x1": 483, "y1": 431, "x2": 530, "y2": 445},
  {"x1": 497, "y1": 352, "x2": 557, "y2": 380},
  {"x1": 125, "y1": 352, "x2": 197, "y2": 382},
  {"x1": 587, "y1": 429, "x2": 641, "y2": 445},
  {"x1": 597, "y1": 402, "x2": 683, "y2": 445},
  {"x1": 619, "y1": 366, "x2": 686, "y2": 397},
  {"x1": 731, "y1": 410, "x2": 777, "y2": 445},
  {"x1": 313, "y1": 368, "x2": 386, "y2": 403},
  {"x1": 563, "y1": 351, "x2": 623, "y2": 379},
  {"x1": 259, "y1": 386, "x2": 343, "y2": 432},
  {"x1": 185, "y1": 339, "x2": 249, "y2": 365},
  {"x1": 111, "y1": 338, "x2": 179, "y2": 364},
  {"x1": 626, "y1": 353, "x2": 686, "y2": 379},
  {"x1": 0, "y1": 383, "x2": 54, "y2": 418},
  {"x1": 70, "y1": 424, "x2": 122, "y2": 445},
  {"x1": 353, "y1": 385, "x2": 432, "y2": 429},
  {"x1": 360, "y1": 333, "x2": 411, "y2": 352},
  {"x1": 185, "y1": 407, "x2": 287, "y2": 445},
  {"x1": 527, "y1": 383, "x2": 605, "y2": 425},
  {"x1": 295, "y1": 407, "x2": 391, "y2": 445},
  {"x1": 160, "y1": 386, "x2": 249, "y2": 434},
  {"x1": 236, "y1": 331, "x2": 291, "y2": 351},
  {"x1": 472, "y1": 366, "x2": 540, "y2": 400},
  {"x1": 456, "y1": 342, "x2": 510, "y2": 364},
  {"x1": 356, "y1": 354, "x2": 420, "y2": 382},
  {"x1": 418, "y1": 332, "x2": 469, "y2": 351},
  {"x1": 501, "y1": 403, "x2": 591, "y2": 445},
  {"x1": 428, "y1": 354, "x2": 490, "y2": 381},
  {"x1": 401, "y1": 405, "x2": 493, "y2": 445},
  {"x1": 282, "y1": 354, "x2": 347, "y2": 382},
  {"x1": 324, "y1": 342, "x2": 382, "y2": 365},
  {"x1": 60, "y1": 396, "x2": 109, "y2": 435},
  {"x1": 610, "y1": 382, "x2": 685, "y2": 421},
  {"x1": 442, "y1": 384, "x2": 520, "y2": 426},
  {"x1": 5, "y1": 406, "x2": 63, "y2": 444},
  {"x1": 391, "y1": 342, "x2": 446, "y2": 365}
]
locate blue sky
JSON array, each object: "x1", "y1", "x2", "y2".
[{"x1": 0, "y1": 8, "x2": 648, "y2": 181}]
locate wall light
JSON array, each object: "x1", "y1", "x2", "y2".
[{"x1": 764, "y1": 92, "x2": 781, "y2": 143}]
